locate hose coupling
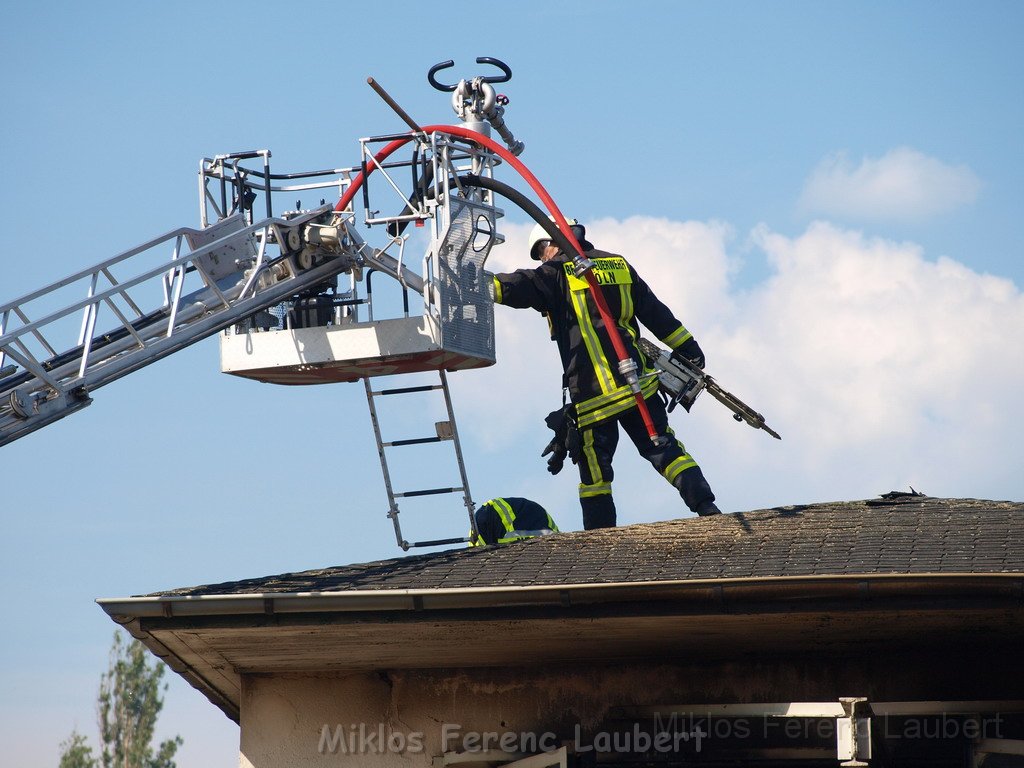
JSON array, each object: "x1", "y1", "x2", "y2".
[
  {"x1": 618, "y1": 358, "x2": 643, "y2": 393},
  {"x1": 573, "y1": 257, "x2": 596, "y2": 276}
]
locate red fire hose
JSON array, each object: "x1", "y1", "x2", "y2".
[{"x1": 334, "y1": 125, "x2": 660, "y2": 443}]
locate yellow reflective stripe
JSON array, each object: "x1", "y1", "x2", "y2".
[
  {"x1": 577, "y1": 399, "x2": 630, "y2": 428},
  {"x1": 617, "y1": 284, "x2": 646, "y2": 363},
  {"x1": 615, "y1": 285, "x2": 656, "y2": 376},
  {"x1": 577, "y1": 383, "x2": 659, "y2": 427},
  {"x1": 662, "y1": 453, "x2": 697, "y2": 482},
  {"x1": 468, "y1": 532, "x2": 485, "y2": 547},
  {"x1": 576, "y1": 374, "x2": 660, "y2": 416},
  {"x1": 570, "y1": 289, "x2": 617, "y2": 394},
  {"x1": 619, "y1": 284, "x2": 634, "y2": 333},
  {"x1": 581, "y1": 428, "x2": 603, "y2": 484},
  {"x1": 579, "y1": 481, "x2": 612, "y2": 498},
  {"x1": 545, "y1": 513, "x2": 559, "y2": 532},
  {"x1": 575, "y1": 385, "x2": 633, "y2": 415},
  {"x1": 575, "y1": 378, "x2": 661, "y2": 428},
  {"x1": 643, "y1": 372, "x2": 661, "y2": 397},
  {"x1": 490, "y1": 498, "x2": 517, "y2": 532},
  {"x1": 492, "y1": 276, "x2": 504, "y2": 304},
  {"x1": 662, "y1": 326, "x2": 692, "y2": 348}
]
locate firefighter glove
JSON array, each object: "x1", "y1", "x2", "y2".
[
  {"x1": 542, "y1": 405, "x2": 580, "y2": 475},
  {"x1": 541, "y1": 439, "x2": 567, "y2": 475},
  {"x1": 542, "y1": 407, "x2": 569, "y2": 475},
  {"x1": 672, "y1": 337, "x2": 705, "y2": 370}
]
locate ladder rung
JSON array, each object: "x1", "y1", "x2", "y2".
[
  {"x1": 396, "y1": 487, "x2": 463, "y2": 498},
  {"x1": 409, "y1": 536, "x2": 470, "y2": 548},
  {"x1": 386, "y1": 436, "x2": 446, "y2": 447},
  {"x1": 371, "y1": 384, "x2": 442, "y2": 396}
]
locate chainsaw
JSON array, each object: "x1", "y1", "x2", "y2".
[{"x1": 637, "y1": 338, "x2": 781, "y2": 440}]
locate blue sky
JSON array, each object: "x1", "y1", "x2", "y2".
[{"x1": 2, "y1": 2, "x2": 1022, "y2": 765}]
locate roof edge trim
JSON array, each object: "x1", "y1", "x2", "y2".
[{"x1": 97, "y1": 572, "x2": 1024, "y2": 620}]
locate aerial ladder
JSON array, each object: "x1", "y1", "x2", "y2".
[{"x1": 1, "y1": 57, "x2": 644, "y2": 549}]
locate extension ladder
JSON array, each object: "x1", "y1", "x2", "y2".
[{"x1": 364, "y1": 369, "x2": 477, "y2": 550}]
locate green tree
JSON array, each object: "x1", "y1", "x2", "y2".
[
  {"x1": 58, "y1": 730, "x2": 95, "y2": 768},
  {"x1": 57, "y1": 631, "x2": 183, "y2": 768}
]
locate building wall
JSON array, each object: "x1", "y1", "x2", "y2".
[
  {"x1": 240, "y1": 664, "x2": 709, "y2": 768},
  {"x1": 237, "y1": 648, "x2": 1022, "y2": 768}
]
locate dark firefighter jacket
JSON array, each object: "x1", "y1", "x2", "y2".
[
  {"x1": 470, "y1": 497, "x2": 559, "y2": 547},
  {"x1": 492, "y1": 248, "x2": 695, "y2": 428}
]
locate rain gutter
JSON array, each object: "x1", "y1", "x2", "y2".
[{"x1": 98, "y1": 572, "x2": 1024, "y2": 621}]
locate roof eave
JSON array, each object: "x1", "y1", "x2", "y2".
[{"x1": 98, "y1": 571, "x2": 1024, "y2": 622}]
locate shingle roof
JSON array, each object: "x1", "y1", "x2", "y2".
[{"x1": 152, "y1": 495, "x2": 1024, "y2": 597}]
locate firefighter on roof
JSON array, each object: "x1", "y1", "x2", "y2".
[
  {"x1": 491, "y1": 220, "x2": 720, "y2": 530},
  {"x1": 470, "y1": 497, "x2": 559, "y2": 546}
]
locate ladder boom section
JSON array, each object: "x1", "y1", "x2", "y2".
[{"x1": 0, "y1": 206, "x2": 365, "y2": 446}]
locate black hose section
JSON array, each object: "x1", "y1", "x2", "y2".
[
  {"x1": 410, "y1": 144, "x2": 420, "y2": 217},
  {"x1": 360, "y1": 157, "x2": 370, "y2": 215},
  {"x1": 385, "y1": 169, "x2": 577, "y2": 256},
  {"x1": 457, "y1": 174, "x2": 579, "y2": 257}
]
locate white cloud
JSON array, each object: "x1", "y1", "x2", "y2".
[
  {"x1": 742, "y1": 222, "x2": 1021, "y2": 453},
  {"x1": 798, "y1": 147, "x2": 981, "y2": 222},
  {"x1": 452, "y1": 216, "x2": 1024, "y2": 529}
]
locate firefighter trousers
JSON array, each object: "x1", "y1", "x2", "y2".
[{"x1": 574, "y1": 393, "x2": 715, "y2": 530}]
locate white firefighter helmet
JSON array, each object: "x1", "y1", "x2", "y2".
[{"x1": 528, "y1": 217, "x2": 586, "y2": 260}]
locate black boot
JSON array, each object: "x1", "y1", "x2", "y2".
[
  {"x1": 581, "y1": 494, "x2": 616, "y2": 530},
  {"x1": 694, "y1": 499, "x2": 722, "y2": 516},
  {"x1": 672, "y1": 466, "x2": 718, "y2": 515}
]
